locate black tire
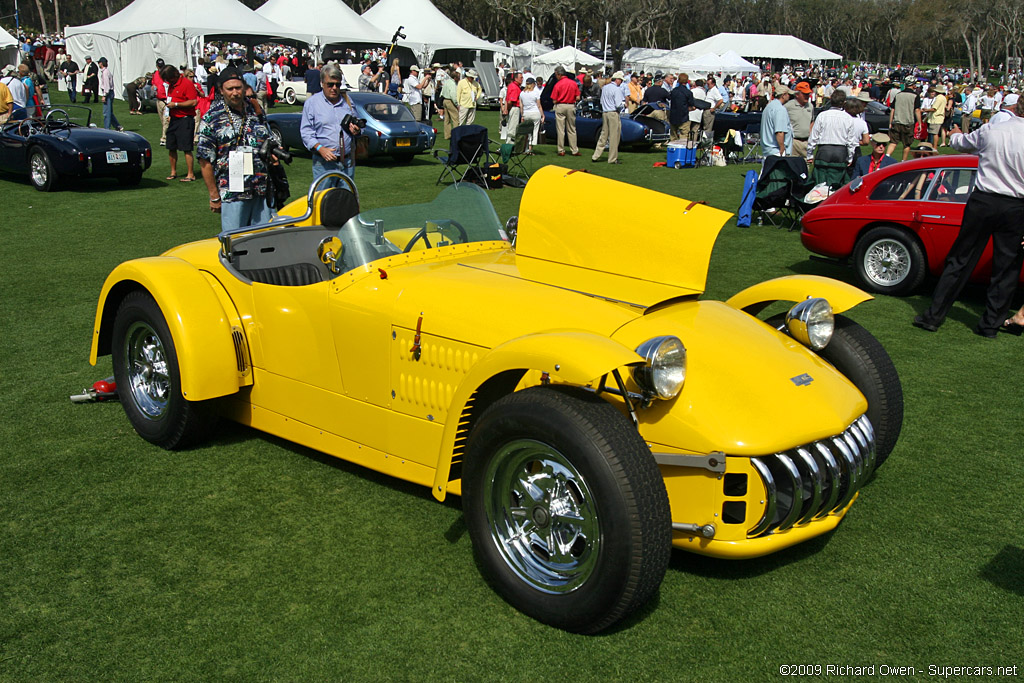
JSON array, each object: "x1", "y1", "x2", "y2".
[
  {"x1": 117, "y1": 170, "x2": 143, "y2": 186},
  {"x1": 283, "y1": 88, "x2": 296, "y2": 105},
  {"x1": 28, "y1": 147, "x2": 58, "y2": 192},
  {"x1": 462, "y1": 386, "x2": 671, "y2": 633},
  {"x1": 853, "y1": 225, "x2": 926, "y2": 296},
  {"x1": 111, "y1": 291, "x2": 217, "y2": 450},
  {"x1": 391, "y1": 152, "x2": 415, "y2": 163},
  {"x1": 269, "y1": 123, "x2": 288, "y2": 153},
  {"x1": 818, "y1": 314, "x2": 903, "y2": 467}
]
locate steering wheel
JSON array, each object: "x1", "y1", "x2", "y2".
[
  {"x1": 44, "y1": 108, "x2": 72, "y2": 131},
  {"x1": 402, "y1": 219, "x2": 469, "y2": 253},
  {"x1": 18, "y1": 119, "x2": 39, "y2": 137}
]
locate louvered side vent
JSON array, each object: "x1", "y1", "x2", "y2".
[
  {"x1": 231, "y1": 326, "x2": 250, "y2": 376},
  {"x1": 448, "y1": 395, "x2": 477, "y2": 482}
]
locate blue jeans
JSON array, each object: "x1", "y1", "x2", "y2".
[
  {"x1": 220, "y1": 197, "x2": 276, "y2": 232},
  {"x1": 67, "y1": 76, "x2": 77, "y2": 102},
  {"x1": 312, "y1": 154, "x2": 355, "y2": 189},
  {"x1": 103, "y1": 90, "x2": 120, "y2": 130}
]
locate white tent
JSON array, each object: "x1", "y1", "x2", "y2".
[
  {"x1": 622, "y1": 47, "x2": 672, "y2": 71},
  {"x1": 511, "y1": 41, "x2": 552, "y2": 70},
  {"x1": 361, "y1": 0, "x2": 510, "y2": 65},
  {"x1": 257, "y1": 0, "x2": 390, "y2": 53},
  {"x1": 675, "y1": 33, "x2": 841, "y2": 61},
  {"x1": 65, "y1": 0, "x2": 312, "y2": 99},
  {"x1": 531, "y1": 45, "x2": 603, "y2": 80},
  {"x1": 719, "y1": 50, "x2": 761, "y2": 76},
  {"x1": 1, "y1": 24, "x2": 18, "y2": 69}
]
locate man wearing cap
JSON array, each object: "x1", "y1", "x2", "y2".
[
  {"x1": 592, "y1": 71, "x2": 625, "y2": 165},
  {"x1": 504, "y1": 71, "x2": 523, "y2": 141},
  {"x1": 988, "y1": 93, "x2": 1019, "y2": 125},
  {"x1": 439, "y1": 67, "x2": 460, "y2": 139},
  {"x1": 403, "y1": 65, "x2": 425, "y2": 120},
  {"x1": 197, "y1": 66, "x2": 279, "y2": 230},
  {"x1": 786, "y1": 81, "x2": 815, "y2": 158},
  {"x1": 887, "y1": 80, "x2": 921, "y2": 160},
  {"x1": 358, "y1": 63, "x2": 380, "y2": 93},
  {"x1": 83, "y1": 56, "x2": 100, "y2": 104},
  {"x1": 161, "y1": 65, "x2": 198, "y2": 180},
  {"x1": 851, "y1": 133, "x2": 896, "y2": 179},
  {"x1": 0, "y1": 65, "x2": 27, "y2": 121},
  {"x1": 760, "y1": 83, "x2": 793, "y2": 157},
  {"x1": 456, "y1": 68, "x2": 482, "y2": 125},
  {"x1": 668, "y1": 73, "x2": 702, "y2": 142},
  {"x1": 97, "y1": 58, "x2": 123, "y2": 131},
  {"x1": 301, "y1": 64, "x2": 362, "y2": 185},
  {"x1": 923, "y1": 84, "x2": 947, "y2": 148},
  {"x1": 550, "y1": 66, "x2": 581, "y2": 156},
  {"x1": 913, "y1": 97, "x2": 1024, "y2": 339}
]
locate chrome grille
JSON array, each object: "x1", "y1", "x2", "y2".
[{"x1": 748, "y1": 415, "x2": 875, "y2": 538}]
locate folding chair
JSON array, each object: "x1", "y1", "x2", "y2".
[
  {"x1": 752, "y1": 156, "x2": 813, "y2": 230},
  {"x1": 741, "y1": 124, "x2": 762, "y2": 163},
  {"x1": 434, "y1": 124, "x2": 491, "y2": 186},
  {"x1": 503, "y1": 121, "x2": 535, "y2": 182}
]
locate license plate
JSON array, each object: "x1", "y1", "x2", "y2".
[
  {"x1": 395, "y1": 138, "x2": 412, "y2": 147},
  {"x1": 106, "y1": 151, "x2": 128, "y2": 164}
]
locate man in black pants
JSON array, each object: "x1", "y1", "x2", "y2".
[{"x1": 913, "y1": 97, "x2": 1024, "y2": 338}]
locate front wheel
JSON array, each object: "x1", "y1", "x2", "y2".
[
  {"x1": 111, "y1": 291, "x2": 217, "y2": 449},
  {"x1": 462, "y1": 387, "x2": 671, "y2": 633},
  {"x1": 853, "y1": 226, "x2": 926, "y2": 296},
  {"x1": 283, "y1": 88, "x2": 296, "y2": 105},
  {"x1": 818, "y1": 314, "x2": 903, "y2": 467}
]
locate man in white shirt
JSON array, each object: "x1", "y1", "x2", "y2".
[
  {"x1": 988, "y1": 93, "x2": 1018, "y2": 126},
  {"x1": 806, "y1": 90, "x2": 857, "y2": 165},
  {"x1": 403, "y1": 65, "x2": 424, "y2": 120},
  {"x1": 914, "y1": 99, "x2": 1024, "y2": 338}
]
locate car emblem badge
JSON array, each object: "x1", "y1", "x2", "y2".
[{"x1": 791, "y1": 373, "x2": 814, "y2": 386}]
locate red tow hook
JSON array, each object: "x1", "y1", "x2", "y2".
[{"x1": 70, "y1": 377, "x2": 119, "y2": 403}]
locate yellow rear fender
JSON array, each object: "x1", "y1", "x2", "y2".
[
  {"x1": 725, "y1": 275, "x2": 872, "y2": 317},
  {"x1": 430, "y1": 331, "x2": 645, "y2": 501},
  {"x1": 90, "y1": 257, "x2": 244, "y2": 401}
]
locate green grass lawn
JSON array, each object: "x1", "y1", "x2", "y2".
[{"x1": 1, "y1": 92, "x2": 1022, "y2": 680}]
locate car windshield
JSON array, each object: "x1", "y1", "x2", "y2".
[
  {"x1": 362, "y1": 101, "x2": 416, "y2": 122},
  {"x1": 333, "y1": 182, "x2": 505, "y2": 272}
]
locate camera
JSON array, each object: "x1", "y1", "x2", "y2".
[
  {"x1": 258, "y1": 137, "x2": 292, "y2": 165},
  {"x1": 391, "y1": 26, "x2": 406, "y2": 43},
  {"x1": 342, "y1": 113, "x2": 367, "y2": 131}
]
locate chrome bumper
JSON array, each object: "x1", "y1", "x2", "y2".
[{"x1": 748, "y1": 415, "x2": 875, "y2": 537}]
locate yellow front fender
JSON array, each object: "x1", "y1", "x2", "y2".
[
  {"x1": 725, "y1": 275, "x2": 872, "y2": 316},
  {"x1": 431, "y1": 330, "x2": 645, "y2": 501},
  {"x1": 90, "y1": 257, "x2": 243, "y2": 402}
]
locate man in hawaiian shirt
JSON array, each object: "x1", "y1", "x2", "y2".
[{"x1": 197, "y1": 67, "x2": 279, "y2": 231}]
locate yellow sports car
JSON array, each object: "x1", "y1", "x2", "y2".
[{"x1": 89, "y1": 167, "x2": 902, "y2": 633}]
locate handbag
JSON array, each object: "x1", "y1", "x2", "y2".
[{"x1": 913, "y1": 121, "x2": 927, "y2": 141}]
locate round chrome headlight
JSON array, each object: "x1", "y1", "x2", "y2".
[
  {"x1": 786, "y1": 297, "x2": 834, "y2": 350},
  {"x1": 632, "y1": 336, "x2": 686, "y2": 400}
]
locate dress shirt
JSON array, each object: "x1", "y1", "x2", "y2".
[
  {"x1": 988, "y1": 110, "x2": 1015, "y2": 126},
  {"x1": 950, "y1": 116, "x2": 1024, "y2": 198},
  {"x1": 440, "y1": 77, "x2": 458, "y2": 101},
  {"x1": 806, "y1": 107, "x2": 856, "y2": 162},
  {"x1": 600, "y1": 82, "x2": 625, "y2": 113},
  {"x1": 688, "y1": 87, "x2": 705, "y2": 123},
  {"x1": 456, "y1": 78, "x2": 481, "y2": 108},
  {"x1": 300, "y1": 91, "x2": 355, "y2": 158},
  {"x1": 99, "y1": 67, "x2": 114, "y2": 93}
]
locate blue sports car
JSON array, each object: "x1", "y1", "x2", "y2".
[
  {"x1": 266, "y1": 92, "x2": 436, "y2": 163},
  {"x1": 0, "y1": 105, "x2": 152, "y2": 191},
  {"x1": 542, "y1": 99, "x2": 671, "y2": 148}
]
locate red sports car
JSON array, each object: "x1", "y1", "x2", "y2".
[{"x1": 800, "y1": 154, "x2": 1023, "y2": 296}]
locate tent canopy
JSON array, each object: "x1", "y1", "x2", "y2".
[
  {"x1": 361, "y1": 0, "x2": 509, "y2": 61},
  {"x1": 674, "y1": 33, "x2": 841, "y2": 61},
  {"x1": 257, "y1": 0, "x2": 390, "y2": 48},
  {"x1": 532, "y1": 46, "x2": 603, "y2": 67},
  {"x1": 512, "y1": 41, "x2": 551, "y2": 57},
  {"x1": 1, "y1": 25, "x2": 17, "y2": 49}
]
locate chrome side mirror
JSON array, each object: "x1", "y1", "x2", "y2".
[{"x1": 317, "y1": 235, "x2": 344, "y2": 274}]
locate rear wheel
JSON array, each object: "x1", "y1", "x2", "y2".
[
  {"x1": 111, "y1": 291, "x2": 217, "y2": 449},
  {"x1": 853, "y1": 226, "x2": 926, "y2": 296},
  {"x1": 462, "y1": 387, "x2": 671, "y2": 633},
  {"x1": 118, "y1": 170, "x2": 143, "y2": 186},
  {"x1": 283, "y1": 87, "x2": 296, "y2": 105},
  {"x1": 29, "y1": 148, "x2": 58, "y2": 191},
  {"x1": 269, "y1": 123, "x2": 288, "y2": 153}
]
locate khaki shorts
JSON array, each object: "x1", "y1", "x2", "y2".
[{"x1": 927, "y1": 122, "x2": 941, "y2": 135}]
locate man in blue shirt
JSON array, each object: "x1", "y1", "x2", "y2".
[
  {"x1": 300, "y1": 64, "x2": 362, "y2": 186},
  {"x1": 592, "y1": 71, "x2": 625, "y2": 164},
  {"x1": 760, "y1": 83, "x2": 793, "y2": 157},
  {"x1": 304, "y1": 60, "x2": 321, "y2": 96}
]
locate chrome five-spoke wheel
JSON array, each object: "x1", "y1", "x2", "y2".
[{"x1": 124, "y1": 320, "x2": 171, "y2": 419}]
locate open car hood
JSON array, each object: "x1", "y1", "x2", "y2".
[{"x1": 513, "y1": 165, "x2": 732, "y2": 305}]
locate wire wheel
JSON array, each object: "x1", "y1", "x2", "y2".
[
  {"x1": 483, "y1": 438, "x2": 600, "y2": 594},
  {"x1": 863, "y1": 237, "x2": 911, "y2": 287},
  {"x1": 123, "y1": 320, "x2": 171, "y2": 419},
  {"x1": 854, "y1": 226, "x2": 926, "y2": 296}
]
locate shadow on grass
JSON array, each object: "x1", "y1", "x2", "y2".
[
  {"x1": 979, "y1": 545, "x2": 1024, "y2": 597},
  {"x1": 667, "y1": 527, "x2": 837, "y2": 580}
]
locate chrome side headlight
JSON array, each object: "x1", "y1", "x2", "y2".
[
  {"x1": 632, "y1": 336, "x2": 686, "y2": 400},
  {"x1": 786, "y1": 297, "x2": 834, "y2": 350}
]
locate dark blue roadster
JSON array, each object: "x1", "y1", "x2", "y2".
[
  {"x1": 542, "y1": 99, "x2": 671, "y2": 148},
  {"x1": 266, "y1": 92, "x2": 436, "y2": 163},
  {"x1": 0, "y1": 105, "x2": 152, "y2": 191}
]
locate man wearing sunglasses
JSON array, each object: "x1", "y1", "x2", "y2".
[{"x1": 300, "y1": 64, "x2": 362, "y2": 187}]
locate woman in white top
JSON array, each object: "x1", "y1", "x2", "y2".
[{"x1": 519, "y1": 77, "x2": 544, "y2": 150}]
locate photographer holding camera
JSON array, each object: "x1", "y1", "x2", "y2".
[
  {"x1": 197, "y1": 67, "x2": 281, "y2": 231},
  {"x1": 301, "y1": 64, "x2": 363, "y2": 186}
]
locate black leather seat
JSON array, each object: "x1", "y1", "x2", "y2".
[{"x1": 239, "y1": 263, "x2": 324, "y2": 286}]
